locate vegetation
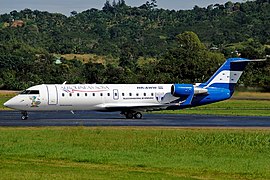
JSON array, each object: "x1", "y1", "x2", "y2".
[
  {"x1": 0, "y1": 127, "x2": 269, "y2": 179},
  {"x1": 0, "y1": 97, "x2": 12, "y2": 110},
  {"x1": 159, "y1": 99, "x2": 270, "y2": 116},
  {"x1": 0, "y1": 91, "x2": 16, "y2": 110},
  {"x1": 0, "y1": 0, "x2": 269, "y2": 90},
  {"x1": 233, "y1": 91, "x2": 270, "y2": 99}
]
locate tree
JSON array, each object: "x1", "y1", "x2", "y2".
[
  {"x1": 176, "y1": 31, "x2": 206, "y2": 52},
  {"x1": 112, "y1": 0, "x2": 117, "y2": 7},
  {"x1": 150, "y1": 0, "x2": 158, "y2": 9},
  {"x1": 157, "y1": 32, "x2": 224, "y2": 83},
  {"x1": 0, "y1": 0, "x2": 270, "y2": 90},
  {"x1": 240, "y1": 39, "x2": 265, "y2": 59},
  {"x1": 225, "y1": 1, "x2": 233, "y2": 10},
  {"x1": 70, "y1": 11, "x2": 78, "y2": 16},
  {"x1": 118, "y1": 0, "x2": 126, "y2": 7},
  {"x1": 118, "y1": 43, "x2": 138, "y2": 69},
  {"x1": 103, "y1": 0, "x2": 113, "y2": 12},
  {"x1": 84, "y1": 62, "x2": 106, "y2": 83},
  {"x1": 139, "y1": 0, "x2": 157, "y2": 10}
]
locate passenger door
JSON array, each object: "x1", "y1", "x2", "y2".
[{"x1": 46, "y1": 85, "x2": 58, "y2": 105}]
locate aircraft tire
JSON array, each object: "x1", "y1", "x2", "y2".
[
  {"x1": 126, "y1": 112, "x2": 134, "y2": 119},
  {"x1": 134, "y1": 112, "x2": 142, "y2": 119},
  {"x1": 21, "y1": 115, "x2": 28, "y2": 120},
  {"x1": 21, "y1": 111, "x2": 28, "y2": 120}
]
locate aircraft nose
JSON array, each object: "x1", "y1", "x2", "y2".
[
  {"x1": 4, "y1": 97, "x2": 26, "y2": 110},
  {"x1": 3, "y1": 99, "x2": 15, "y2": 109},
  {"x1": 4, "y1": 100, "x2": 11, "y2": 108}
]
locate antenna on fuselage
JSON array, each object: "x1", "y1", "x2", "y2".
[{"x1": 63, "y1": 81, "x2": 67, "y2": 85}]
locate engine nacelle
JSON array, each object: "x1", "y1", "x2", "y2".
[{"x1": 171, "y1": 84, "x2": 194, "y2": 97}]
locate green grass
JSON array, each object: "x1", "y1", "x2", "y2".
[
  {"x1": 0, "y1": 127, "x2": 269, "y2": 179},
  {"x1": 58, "y1": 53, "x2": 119, "y2": 65},
  {"x1": 0, "y1": 91, "x2": 16, "y2": 110},
  {"x1": 0, "y1": 96, "x2": 14, "y2": 110},
  {"x1": 159, "y1": 100, "x2": 270, "y2": 116}
]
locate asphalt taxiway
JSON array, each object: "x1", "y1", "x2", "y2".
[{"x1": 0, "y1": 111, "x2": 269, "y2": 127}]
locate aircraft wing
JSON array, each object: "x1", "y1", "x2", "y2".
[
  {"x1": 97, "y1": 102, "x2": 179, "y2": 112},
  {"x1": 96, "y1": 92, "x2": 182, "y2": 112}
]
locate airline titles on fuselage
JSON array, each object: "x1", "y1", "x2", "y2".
[
  {"x1": 137, "y1": 86, "x2": 164, "y2": 90},
  {"x1": 61, "y1": 85, "x2": 110, "y2": 93}
]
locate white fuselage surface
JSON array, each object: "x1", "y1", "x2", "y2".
[{"x1": 6, "y1": 84, "x2": 174, "y2": 112}]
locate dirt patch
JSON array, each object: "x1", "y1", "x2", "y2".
[
  {"x1": 232, "y1": 92, "x2": 270, "y2": 100},
  {"x1": 0, "y1": 90, "x2": 19, "y2": 95}
]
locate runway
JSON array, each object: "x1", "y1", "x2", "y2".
[{"x1": 0, "y1": 111, "x2": 269, "y2": 127}]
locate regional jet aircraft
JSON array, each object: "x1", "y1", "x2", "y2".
[{"x1": 3, "y1": 58, "x2": 262, "y2": 120}]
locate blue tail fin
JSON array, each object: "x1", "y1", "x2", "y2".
[
  {"x1": 199, "y1": 58, "x2": 252, "y2": 92},
  {"x1": 179, "y1": 58, "x2": 265, "y2": 107},
  {"x1": 188, "y1": 58, "x2": 259, "y2": 106}
]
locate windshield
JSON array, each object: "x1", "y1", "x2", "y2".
[{"x1": 20, "y1": 90, "x2": 40, "y2": 95}]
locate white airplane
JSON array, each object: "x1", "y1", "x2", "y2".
[{"x1": 3, "y1": 58, "x2": 261, "y2": 120}]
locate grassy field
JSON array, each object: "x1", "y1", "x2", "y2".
[
  {"x1": 0, "y1": 91, "x2": 269, "y2": 179},
  {"x1": 58, "y1": 53, "x2": 119, "y2": 65},
  {"x1": 0, "y1": 91, "x2": 16, "y2": 110},
  {"x1": 159, "y1": 99, "x2": 270, "y2": 116},
  {"x1": 0, "y1": 127, "x2": 269, "y2": 179},
  {"x1": 233, "y1": 91, "x2": 270, "y2": 100},
  {"x1": 159, "y1": 92, "x2": 270, "y2": 116}
]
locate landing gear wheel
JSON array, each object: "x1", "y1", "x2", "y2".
[
  {"x1": 21, "y1": 115, "x2": 28, "y2": 120},
  {"x1": 134, "y1": 112, "x2": 142, "y2": 119},
  {"x1": 126, "y1": 112, "x2": 134, "y2": 119},
  {"x1": 21, "y1": 111, "x2": 28, "y2": 120}
]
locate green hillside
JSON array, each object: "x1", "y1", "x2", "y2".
[{"x1": 0, "y1": 0, "x2": 269, "y2": 90}]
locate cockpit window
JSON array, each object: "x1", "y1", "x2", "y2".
[{"x1": 20, "y1": 90, "x2": 40, "y2": 95}]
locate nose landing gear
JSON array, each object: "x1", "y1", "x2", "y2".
[{"x1": 21, "y1": 111, "x2": 28, "y2": 120}]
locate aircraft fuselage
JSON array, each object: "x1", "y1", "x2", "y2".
[{"x1": 4, "y1": 84, "x2": 173, "y2": 111}]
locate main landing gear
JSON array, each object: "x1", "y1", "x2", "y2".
[
  {"x1": 21, "y1": 111, "x2": 28, "y2": 120},
  {"x1": 121, "y1": 111, "x2": 143, "y2": 119}
]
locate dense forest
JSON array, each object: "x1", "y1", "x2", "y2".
[{"x1": 0, "y1": 0, "x2": 269, "y2": 90}]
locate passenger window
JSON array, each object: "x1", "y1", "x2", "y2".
[
  {"x1": 100, "y1": 93, "x2": 103, "y2": 96},
  {"x1": 77, "y1": 93, "x2": 80, "y2": 97},
  {"x1": 122, "y1": 93, "x2": 125, "y2": 96},
  {"x1": 151, "y1": 93, "x2": 154, "y2": 96},
  {"x1": 69, "y1": 93, "x2": 72, "y2": 97},
  {"x1": 62, "y1": 93, "x2": 65, "y2": 97},
  {"x1": 107, "y1": 93, "x2": 110, "y2": 96},
  {"x1": 144, "y1": 93, "x2": 146, "y2": 96},
  {"x1": 85, "y1": 93, "x2": 87, "y2": 96},
  {"x1": 129, "y1": 93, "x2": 132, "y2": 96},
  {"x1": 136, "y1": 93, "x2": 139, "y2": 96},
  {"x1": 93, "y1": 93, "x2": 95, "y2": 96}
]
